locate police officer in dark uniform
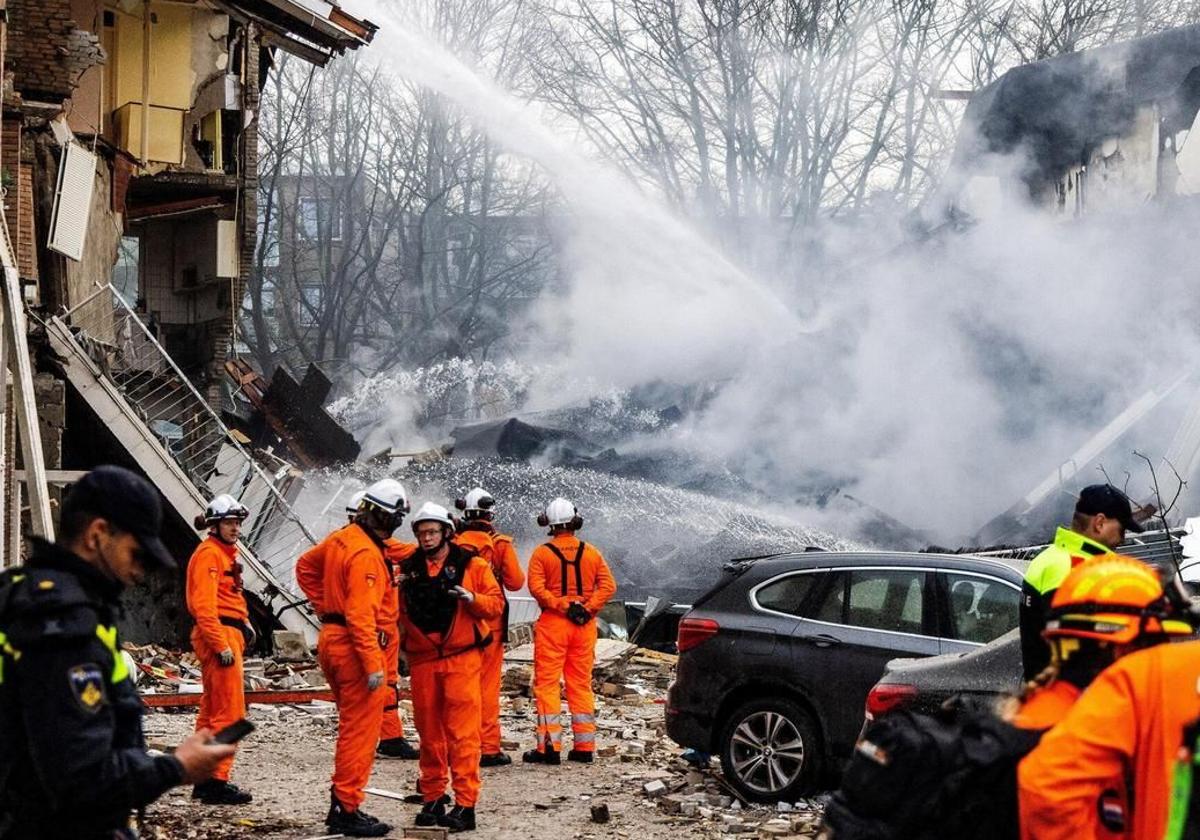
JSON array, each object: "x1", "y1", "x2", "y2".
[{"x1": 0, "y1": 466, "x2": 236, "y2": 839}]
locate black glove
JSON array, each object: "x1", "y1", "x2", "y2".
[{"x1": 567, "y1": 602, "x2": 591, "y2": 626}]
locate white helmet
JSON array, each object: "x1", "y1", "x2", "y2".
[
  {"x1": 362, "y1": 479, "x2": 409, "y2": 516},
  {"x1": 411, "y1": 501, "x2": 455, "y2": 529},
  {"x1": 455, "y1": 487, "x2": 495, "y2": 518},
  {"x1": 539, "y1": 497, "x2": 582, "y2": 529},
  {"x1": 203, "y1": 494, "x2": 249, "y2": 524},
  {"x1": 344, "y1": 489, "x2": 367, "y2": 517}
]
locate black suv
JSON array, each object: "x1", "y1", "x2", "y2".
[{"x1": 665, "y1": 551, "x2": 1025, "y2": 802}]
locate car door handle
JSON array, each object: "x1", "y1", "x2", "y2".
[{"x1": 802, "y1": 633, "x2": 842, "y2": 648}]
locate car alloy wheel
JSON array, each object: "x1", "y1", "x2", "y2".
[
  {"x1": 719, "y1": 697, "x2": 820, "y2": 802},
  {"x1": 729, "y1": 709, "x2": 806, "y2": 795}
]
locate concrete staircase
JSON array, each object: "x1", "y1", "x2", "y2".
[{"x1": 43, "y1": 284, "x2": 319, "y2": 640}]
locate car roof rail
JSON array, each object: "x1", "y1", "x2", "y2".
[{"x1": 721, "y1": 553, "x2": 783, "y2": 574}]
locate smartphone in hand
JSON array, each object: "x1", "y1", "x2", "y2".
[{"x1": 211, "y1": 718, "x2": 255, "y2": 745}]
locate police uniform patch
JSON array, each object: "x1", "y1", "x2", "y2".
[{"x1": 67, "y1": 663, "x2": 107, "y2": 713}]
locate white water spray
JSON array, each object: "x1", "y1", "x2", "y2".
[{"x1": 358, "y1": 2, "x2": 801, "y2": 394}]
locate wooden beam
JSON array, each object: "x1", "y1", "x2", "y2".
[
  {"x1": 0, "y1": 259, "x2": 51, "y2": 540},
  {"x1": 15, "y1": 470, "x2": 89, "y2": 484},
  {"x1": 141, "y1": 688, "x2": 336, "y2": 707}
]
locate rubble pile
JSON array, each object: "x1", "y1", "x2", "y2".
[{"x1": 125, "y1": 632, "x2": 329, "y2": 696}]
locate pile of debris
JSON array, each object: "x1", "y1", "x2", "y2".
[{"x1": 124, "y1": 631, "x2": 328, "y2": 697}]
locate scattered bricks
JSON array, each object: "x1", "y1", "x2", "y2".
[
  {"x1": 597, "y1": 745, "x2": 618, "y2": 758},
  {"x1": 624, "y1": 740, "x2": 645, "y2": 755},
  {"x1": 776, "y1": 801, "x2": 793, "y2": 812},
  {"x1": 658, "y1": 794, "x2": 684, "y2": 814},
  {"x1": 680, "y1": 801, "x2": 700, "y2": 818},
  {"x1": 708, "y1": 794, "x2": 734, "y2": 808},
  {"x1": 758, "y1": 819, "x2": 794, "y2": 837},
  {"x1": 404, "y1": 828, "x2": 449, "y2": 839},
  {"x1": 500, "y1": 739, "x2": 521, "y2": 751},
  {"x1": 590, "y1": 802, "x2": 610, "y2": 823},
  {"x1": 685, "y1": 770, "x2": 706, "y2": 787},
  {"x1": 272, "y1": 631, "x2": 310, "y2": 661},
  {"x1": 642, "y1": 779, "x2": 667, "y2": 798},
  {"x1": 511, "y1": 696, "x2": 529, "y2": 713},
  {"x1": 303, "y1": 669, "x2": 328, "y2": 688},
  {"x1": 501, "y1": 665, "x2": 533, "y2": 695},
  {"x1": 601, "y1": 682, "x2": 621, "y2": 697}
]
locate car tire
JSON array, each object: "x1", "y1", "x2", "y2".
[{"x1": 718, "y1": 696, "x2": 821, "y2": 803}]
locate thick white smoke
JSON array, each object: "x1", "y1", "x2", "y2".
[{"x1": 345, "y1": 2, "x2": 1200, "y2": 543}]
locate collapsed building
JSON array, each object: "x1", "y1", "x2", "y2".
[
  {"x1": 0, "y1": 0, "x2": 374, "y2": 645},
  {"x1": 950, "y1": 23, "x2": 1200, "y2": 217}
]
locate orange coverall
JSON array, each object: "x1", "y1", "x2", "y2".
[
  {"x1": 186, "y1": 535, "x2": 249, "y2": 782},
  {"x1": 380, "y1": 538, "x2": 417, "y2": 740},
  {"x1": 1019, "y1": 640, "x2": 1200, "y2": 840},
  {"x1": 456, "y1": 524, "x2": 525, "y2": 754},
  {"x1": 317, "y1": 523, "x2": 390, "y2": 812},
  {"x1": 295, "y1": 526, "x2": 352, "y2": 614},
  {"x1": 527, "y1": 534, "x2": 616, "y2": 754},
  {"x1": 1014, "y1": 680, "x2": 1080, "y2": 731},
  {"x1": 397, "y1": 543, "x2": 502, "y2": 807}
]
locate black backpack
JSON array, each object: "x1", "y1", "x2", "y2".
[{"x1": 822, "y1": 698, "x2": 1042, "y2": 840}]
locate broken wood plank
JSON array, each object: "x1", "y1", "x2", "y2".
[{"x1": 142, "y1": 688, "x2": 336, "y2": 707}]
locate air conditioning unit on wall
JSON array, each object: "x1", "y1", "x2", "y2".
[{"x1": 217, "y1": 219, "x2": 239, "y2": 278}]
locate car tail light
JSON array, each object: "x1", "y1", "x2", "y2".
[
  {"x1": 865, "y1": 683, "x2": 917, "y2": 719},
  {"x1": 676, "y1": 617, "x2": 720, "y2": 652}
]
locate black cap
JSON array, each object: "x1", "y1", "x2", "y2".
[
  {"x1": 63, "y1": 466, "x2": 177, "y2": 569},
  {"x1": 1075, "y1": 484, "x2": 1145, "y2": 534}
]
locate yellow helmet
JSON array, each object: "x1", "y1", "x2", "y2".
[{"x1": 1045, "y1": 554, "x2": 1194, "y2": 645}]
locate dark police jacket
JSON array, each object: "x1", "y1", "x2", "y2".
[{"x1": 0, "y1": 540, "x2": 183, "y2": 838}]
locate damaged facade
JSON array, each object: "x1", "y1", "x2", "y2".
[
  {"x1": 951, "y1": 24, "x2": 1200, "y2": 217},
  {"x1": 0, "y1": 0, "x2": 375, "y2": 644}
]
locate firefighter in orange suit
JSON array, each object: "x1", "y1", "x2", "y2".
[
  {"x1": 399, "y1": 502, "x2": 502, "y2": 833},
  {"x1": 523, "y1": 498, "x2": 616, "y2": 765},
  {"x1": 295, "y1": 491, "x2": 365, "y2": 614},
  {"x1": 454, "y1": 487, "x2": 525, "y2": 767},
  {"x1": 1018, "y1": 568, "x2": 1198, "y2": 840},
  {"x1": 186, "y1": 494, "x2": 255, "y2": 806},
  {"x1": 317, "y1": 478, "x2": 410, "y2": 838},
  {"x1": 297, "y1": 490, "x2": 420, "y2": 761},
  {"x1": 379, "y1": 533, "x2": 419, "y2": 759},
  {"x1": 1008, "y1": 555, "x2": 1191, "y2": 839}
]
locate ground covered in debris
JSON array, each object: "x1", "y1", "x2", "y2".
[{"x1": 134, "y1": 646, "x2": 824, "y2": 839}]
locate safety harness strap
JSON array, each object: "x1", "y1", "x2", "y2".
[{"x1": 546, "y1": 543, "x2": 585, "y2": 596}]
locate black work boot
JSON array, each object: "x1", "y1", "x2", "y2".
[
  {"x1": 480, "y1": 751, "x2": 513, "y2": 767},
  {"x1": 445, "y1": 805, "x2": 476, "y2": 833},
  {"x1": 377, "y1": 736, "x2": 420, "y2": 759},
  {"x1": 567, "y1": 749, "x2": 594, "y2": 764},
  {"x1": 522, "y1": 747, "x2": 560, "y2": 765},
  {"x1": 192, "y1": 780, "x2": 253, "y2": 805},
  {"x1": 326, "y1": 790, "x2": 391, "y2": 837},
  {"x1": 415, "y1": 797, "x2": 448, "y2": 827}
]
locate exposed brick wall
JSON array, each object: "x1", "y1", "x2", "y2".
[
  {"x1": 1, "y1": 118, "x2": 35, "y2": 281},
  {"x1": 5, "y1": 0, "x2": 104, "y2": 103}
]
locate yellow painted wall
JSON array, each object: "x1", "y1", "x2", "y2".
[
  {"x1": 105, "y1": 2, "x2": 195, "y2": 162},
  {"x1": 111, "y1": 3, "x2": 194, "y2": 110}
]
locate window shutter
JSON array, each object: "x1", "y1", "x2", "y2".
[{"x1": 47, "y1": 142, "x2": 98, "y2": 262}]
